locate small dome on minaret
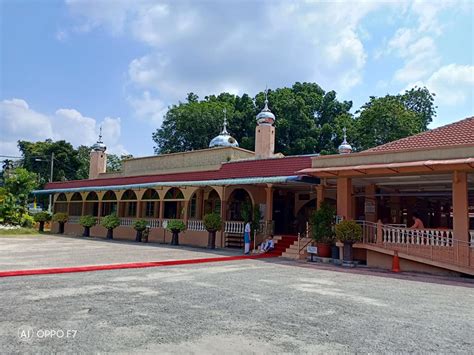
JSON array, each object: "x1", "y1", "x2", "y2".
[
  {"x1": 92, "y1": 127, "x2": 107, "y2": 152},
  {"x1": 256, "y1": 89, "x2": 275, "y2": 126},
  {"x1": 209, "y1": 108, "x2": 239, "y2": 148},
  {"x1": 338, "y1": 127, "x2": 353, "y2": 154}
]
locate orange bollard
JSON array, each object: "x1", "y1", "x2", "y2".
[{"x1": 391, "y1": 251, "x2": 401, "y2": 273}]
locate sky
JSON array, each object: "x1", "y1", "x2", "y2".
[{"x1": 1, "y1": 0, "x2": 473, "y2": 158}]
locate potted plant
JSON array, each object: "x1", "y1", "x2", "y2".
[
  {"x1": 101, "y1": 214, "x2": 120, "y2": 239},
  {"x1": 133, "y1": 219, "x2": 148, "y2": 242},
  {"x1": 166, "y1": 220, "x2": 186, "y2": 245},
  {"x1": 335, "y1": 220, "x2": 362, "y2": 263},
  {"x1": 52, "y1": 212, "x2": 68, "y2": 234},
  {"x1": 34, "y1": 211, "x2": 51, "y2": 232},
  {"x1": 79, "y1": 215, "x2": 96, "y2": 237},
  {"x1": 310, "y1": 202, "x2": 335, "y2": 258},
  {"x1": 203, "y1": 213, "x2": 222, "y2": 249}
]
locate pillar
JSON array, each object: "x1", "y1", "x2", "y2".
[
  {"x1": 337, "y1": 177, "x2": 353, "y2": 220},
  {"x1": 159, "y1": 200, "x2": 164, "y2": 220},
  {"x1": 136, "y1": 200, "x2": 141, "y2": 218},
  {"x1": 364, "y1": 184, "x2": 377, "y2": 223},
  {"x1": 219, "y1": 186, "x2": 227, "y2": 248},
  {"x1": 97, "y1": 201, "x2": 102, "y2": 218},
  {"x1": 452, "y1": 171, "x2": 469, "y2": 242},
  {"x1": 265, "y1": 184, "x2": 273, "y2": 221},
  {"x1": 316, "y1": 185, "x2": 325, "y2": 209}
]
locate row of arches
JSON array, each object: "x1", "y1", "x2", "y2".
[{"x1": 54, "y1": 187, "x2": 253, "y2": 221}]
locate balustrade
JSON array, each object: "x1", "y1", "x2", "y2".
[
  {"x1": 382, "y1": 226, "x2": 454, "y2": 247},
  {"x1": 225, "y1": 221, "x2": 245, "y2": 234},
  {"x1": 187, "y1": 220, "x2": 205, "y2": 231}
]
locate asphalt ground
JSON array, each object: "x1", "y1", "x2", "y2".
[{"x1": 1, "y1": 235, "x2": 473, "y2": 353}]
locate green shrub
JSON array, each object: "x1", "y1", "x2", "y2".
[
  {"x1": 52, "y1": 212, "x2": 69, "y2": 223},
  {"x1": 166, "y1": 220, "x2": 186, "y2": 232},
  {"x1": 335, "y1": 220, "x2": 362, "y2": 243},
  {"x1": 79, "y1": 215, "x2": 97, "y2": 228},
  {"x1": 34, "y1": 211, "x2": 52, "y2": 223},
  {"x1": 203, "y1": 213, "x2": 222, "y2": 231},
  {"x1": 101, "y1": 214, "x2": 120, "y2": 230},
  {"x1": 311, "y1": 202, "x2": 336, "y2": 244},
  {"x1": 20, "y1": 214, "x2": 35, "y2": 228},
  {"x1": 133, "y1": 219, "x2": 148, "y2": 231}
]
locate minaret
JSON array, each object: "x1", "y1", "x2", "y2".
[
  {"x1": 89, "y1": 127, "x2": 107, "y2": 179},
  {"x1": 255, "y1": 89, "x2": 276, "y2": 159},
  {"x1": 209, "y1": 108, "x2": 239, "y2": 148},
  {"x1": 338, "y1": 127, "x2": 353, "y2": 154}
]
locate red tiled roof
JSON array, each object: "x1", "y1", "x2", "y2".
[
  {"x1": 364, "y1": 116, "x2": 474, "y2": 153},
  {"x1": 44, "y1": 155, "x2": 313, "y2": 190}
]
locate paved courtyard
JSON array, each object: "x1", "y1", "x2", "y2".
[{"x1": 1, "y1": 235, "x2": 473, "y2": 353}]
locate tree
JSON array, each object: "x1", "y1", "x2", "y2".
[
  {"x1": 17, "y1": 140, "x2": 82, "y2": 186},
  {"x1": 400, "y1": 86, "x2": 436, "y2": 130},
  {"x1": 355, "y1": 95, "x2": 422, "y2": 151},
  {"x1": 152, "y1": 82, "x2": 352, "y2": 155},
  {"x1": 106, "y1": 154, "x2": 133, "y2": 172},
  {"x1": 0, "y1": 168, "x2": 37, "y2": 225}
]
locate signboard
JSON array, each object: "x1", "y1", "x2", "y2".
[
  {"x1": 162, "y1": 220, "x2": 168, "y2": 229},
  {"x1": 365, "y1": 200, "x2": 376, "y2": 214},
  {"x1": 307, "y1": 246, "x2": 318, "y2": 254}
]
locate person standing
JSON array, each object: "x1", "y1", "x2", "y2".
[{"x1": 244, "y1": 221, "x2": 251, "y2": 255}]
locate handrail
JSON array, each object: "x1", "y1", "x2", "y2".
[{"x1": 297, "y1": 222, "x2": 313, "y2": 255}]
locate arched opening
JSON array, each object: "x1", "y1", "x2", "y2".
[
  {"x1": 188, "y1": 188, "x2": 221, "y2": 220},
  {"x1": 68, "y1": 192, "x2": 83, "y2": 216},
  {"x1": 119, "y1": 189, "x2": 137, "y2": 217},
  {"x1": 101, "y1": 190, "x2": 117, "y2": 216},
  {"x1": 227, "y1": 188, "x2": 252, "y2": 221},
  {"x1": 54, "y1": 193, "x2": 68, "y2": 213},
  {"x1": 140, "y1": 189, "x2": 160, "y2": 218},
  {"x1": 164, "y1": 188, "x2": 184, "y2": 219},
  {"x1": 84, "y1": 191, "x2": 99, "y2": 216},
  {"x1": 295, "y1": 199, "x2": 317, "y2": 235}
]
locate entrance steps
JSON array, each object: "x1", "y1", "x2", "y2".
[
  {"x1": 265, "y1": 235, "x2": 298, "y2": 257},
  {"x1": 280, "y1": 238, "x2": 312, "y2": 260}
]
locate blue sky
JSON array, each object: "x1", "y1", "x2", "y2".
[{"x1": 1, "y1": 0, "x2": 473, "y2": 157}]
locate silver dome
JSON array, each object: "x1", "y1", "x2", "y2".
[
  {"x1": 256, "y1": 98, "x2": 275, "y2": 126},
  {"x1": 338, "y1": 127, "x2": 352, "y2": 154},
  {"x1": 209, "y1": 110, "x2": 239, "y2": 148},
  {"x1": 92, "y1": 128, "x2": 107, "y2": 152}
]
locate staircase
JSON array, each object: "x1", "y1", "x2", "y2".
[
  {"x1": 265, "y1": 235, "x2": 299, "y2": 257},
  {"x1": 280, "y1": 237, "x2": 312, "y2": 260}
]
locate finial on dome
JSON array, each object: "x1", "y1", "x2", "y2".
[
  {"x1": 256, "y1": 87, "x2": 275, "y2": 126},
  {"x1": 338, "y1": 127, "x2": 352, "y2": 154},
  {"x1": 209, "y1": 108, "x2": 239, "y2": 148},
  {"x1": 222, "y1": 108, "x2": 228, "y2": 134},
  {"x1": 92, "y1": 126, "x2": 107, "y2": 152}
]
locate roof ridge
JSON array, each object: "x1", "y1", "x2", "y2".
[{"x1": 365, "y1": 116, "x2": 474, "y2": 152}]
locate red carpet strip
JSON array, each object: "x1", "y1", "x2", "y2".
[{"x1": 0, "y1": 253, "x2": 276, "y2": 278}]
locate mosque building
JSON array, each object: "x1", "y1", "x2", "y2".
[{"x1": 35, "y1": 95, "x2": 474, "y2": 275}]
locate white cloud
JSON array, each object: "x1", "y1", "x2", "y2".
[
  {"x1": 409, "y1": 64, "x2": 474, "y2": 105},
  {"x1": 65, "y1": 0, "x2": 386, "y2": 116},
  {"x1": 127, "y1": 91, "x2": 168, "y2": 126},
  {"x1": 0, "y1": 98, "x2": 128, "y2": 156}
]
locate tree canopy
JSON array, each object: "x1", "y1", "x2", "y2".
[{"x1": 153, "y1": 83, "x2": 435, "y2": 155}]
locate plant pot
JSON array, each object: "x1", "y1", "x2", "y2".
[
  {"x1": 343, "y1": 241, "x2": 354, "y2": 262},
  {"x1": 38, "y1": 221, "x2": 45, "y2": 232},
  {"x1": 58, "y1": 222, "x2": 65, "y2": 234},
  {"x1": 170, "y1": 230, "x2": 180, "y2": 245},
  {"x1": 106, "y1": 228, "x2": 114, "y2": 239},
  {"x1": 83, "y1": 226, "x2": 90, "y2": 237},
  {"x1": 331, "y1": 244, "x2": 339, "y2": 260},
  {"x1": 207, "y1": 230, "x2": 216, "y2": 249},
  {"x1": 135, "y1": 230, "x2": 143, "y2": 242},
  {"x1": 316, "y1": 242, "x2": 332, "y2": 258}
]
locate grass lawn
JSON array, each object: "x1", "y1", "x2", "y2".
[{"x1": 0, "y1": 228, "x2": 40, "y2": 236}]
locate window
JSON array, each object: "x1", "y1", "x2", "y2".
[{"x1": 145, "y1": 201, "x2": 155, "y2": 217}]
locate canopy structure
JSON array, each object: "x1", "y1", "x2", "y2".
[{"x1": 33, "y1": 175, "x2": 319, "y2": 195}]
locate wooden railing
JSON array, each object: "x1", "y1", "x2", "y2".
[{"x1": 187, "y1": 220, "x2": 205, "y2": 231}]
